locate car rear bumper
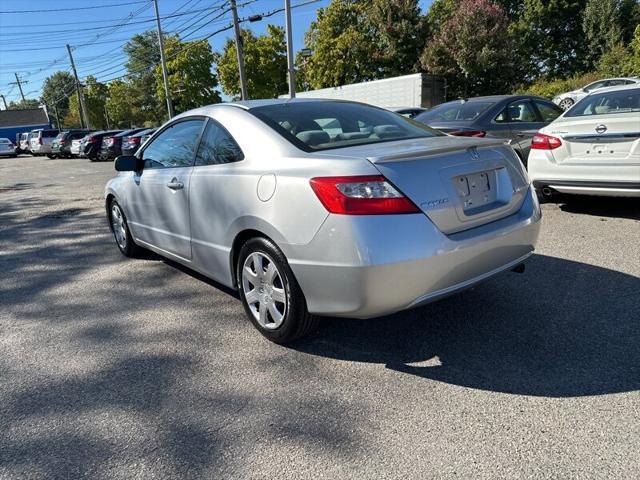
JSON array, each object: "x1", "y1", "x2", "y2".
[
  {"x1": 528, "y1": 150, "x2": 640, "y2": 197},
  {"x1": 286, "y1": 186, "x2": 541, "y2": 318},
  {"x1": 533, "y1": 180, "x2": 640, "y2": 197}
]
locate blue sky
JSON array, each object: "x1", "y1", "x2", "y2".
[{"x1": 0, "y1": 0, "x2": 434, "y2": 105}]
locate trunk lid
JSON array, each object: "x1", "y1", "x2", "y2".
[
  {"x1": 329, "y1": 137, "x2": 530, "y2": 234},
  {"x1": 545, "y1": 112, "x2": 640, "y2": 164}
]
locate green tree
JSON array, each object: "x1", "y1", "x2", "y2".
[
  {"x1": 582, "y1": 0, "x2": 623, "y2": 69},
  {"x1": 424, "y1": 0, "x2": 459, "y2": 36},
  {"x1": 124, "y1": 31, "x2": 164, "y2": 124},
  {"x1": 597, "y1": 43, "x2": 633, "y2": 76},
  {"x1": 105, "y1": 80, "x2": 137, "y2": 128},
  {"x1": 369, "y1": 0, "x2": 426, "y2": 77},
  {"x1": 301, "y1": 0, "x2": 378, "y2": 88},
  {"x1": 515, "y1": 0, "x2": 588, "y2": 78},
  {"x1": 159, "y1": 37, "x2": 220, "y2": 113},
  {"x1": 421, "y1": 0, "x2": 519, "y2": 97},
  {"x1": 7, "y1": 99, "x2": 40, "y2": 110},
  {"x1": 619, "y1": 0, "x2": 640, "y2": 44},
  {"x1": 41, "y1": 71, "x2": 76, "y2": 122},
  {"x1": 626, "y1": 24, "x2": 640, "y2": 75},
  {"x1": 215, "y1": 25, "x2": 288, "y2": 99}
]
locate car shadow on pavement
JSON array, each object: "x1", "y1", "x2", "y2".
[
  {"x1": 553, "y1": 194, "x2": 640, "y2": 220},
  {"x1": 292, "y1": 254, "x2": 640, "y2": 398}
]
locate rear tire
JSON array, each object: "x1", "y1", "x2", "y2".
[
  {"x1": 109, "y1": 199, "x2": 140, "y2": 258},
  {"x1": 558, "y1": 98, "x2": 574, "y2": 111},
  {"x1": 237, "y1": 237, "x2": 319, "y2": 344}
]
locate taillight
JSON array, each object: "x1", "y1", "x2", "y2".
[
  {"x1": 309, "y1": 175, "x2": 420, "y2": 215},
  {"x1": 449, "y1": 129, "x2": 486, "y2": 137},
  {"x1": 38, "y1": 137, "x2": 43, "y2": 145},
  {"x1": 87, "y1": 136, "x2": 97, "y2": 144},
  {"x1": 531, "y1": 133, "x2": 562, "y2": 150},
  {"x1": 128, "y1": 137, "x2": 141, "y2": 145}
]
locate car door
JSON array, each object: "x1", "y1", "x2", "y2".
[
  {"x1": 504, "y1": 99, "x2": 544, "y2": 161},
  {"x1": 126, "y1": 117, "x2": 206, "y2": 260},
  {"x1": 188, "y1": 118, "x2": 245, "y2": 285}
]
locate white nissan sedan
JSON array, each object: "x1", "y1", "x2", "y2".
[{"x1": 529, "y1": 85, "x2": 640, "y2": 198}]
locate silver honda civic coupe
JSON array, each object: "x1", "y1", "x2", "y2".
[{"x1": 105, "y1": 99, "x2": 541, "y2": 343}]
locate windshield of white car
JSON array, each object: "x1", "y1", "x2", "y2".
[
  {"x1": 565, "y1": 88, "x2": 640, "y2": 117},
  {"x1": 414, "y1": 101, "x2": 494, "y2": 123},
  {"x1": 250, "y1": 101, "x2": 443, "y2": 152}
]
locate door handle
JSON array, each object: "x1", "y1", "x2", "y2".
[{"x1": 166, "y1": 178, "x2": 184, "y2": 190}]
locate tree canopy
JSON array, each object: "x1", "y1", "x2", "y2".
[{"x1": 216, "y1": 25, "x2": 287, "y2": 99}]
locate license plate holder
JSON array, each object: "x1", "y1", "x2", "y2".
[{"x1": 453, "y1": 170, "x2": 498, "y2": 213}]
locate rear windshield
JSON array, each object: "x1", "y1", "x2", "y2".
[
  {"x1": 42, "y1": 129, "x2": 59, "y2": 138},
  {"x1": 415, "y1": 101, "x2": 494, "y2": 123},
  {"x1": 0, "y1": 138, "x2": 10, "y2": 143},
  {"x1": 250, "y1": 101, "x2": 443, "y2": 151},
  {"x1": 55, "y1": 132, "x2": 68, "y2": 140},
  {"x1": 565, "y1": 88, "x2": 640, "y2": 117}
]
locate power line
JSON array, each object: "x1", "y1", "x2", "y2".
[
  {"x1": 0, "y1": 1, "x2": 150, "y2": 14},
  {"x1": 0, "y1": 6, "x2": 227, "y2": 37}
]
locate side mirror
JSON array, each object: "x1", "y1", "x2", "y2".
[{"x1": 115, "y1": 155, "x2": 143, "y2": 172}]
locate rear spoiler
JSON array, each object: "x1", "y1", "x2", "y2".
[{"x1": 366, "y1": 138, "x2": 507, "y2": 164}]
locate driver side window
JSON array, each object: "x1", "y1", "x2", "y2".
[{"x1": 142, "y1": 119, "x2": 204, "y2": 169}]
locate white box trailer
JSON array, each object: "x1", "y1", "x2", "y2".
[{"x1": 284, "y1": 73, "x2": 446, "y2": 108}]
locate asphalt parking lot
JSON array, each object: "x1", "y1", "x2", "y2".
[{"x1": 1, "y1": 155, "x2": 639, "y2": 479}]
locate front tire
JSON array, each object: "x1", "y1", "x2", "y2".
[
  {"x1": 109, "y1": 200, "x2": 140, "y2": 257},
  {"x1": 237, "y1": 237, "x2": 318, "y2": 344}
]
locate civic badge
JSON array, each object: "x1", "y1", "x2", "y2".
[
  {"x1": 468, "y1": 146, "x2": 480, "y2": 161},
  {"x1": 595, "y1": 124, "x2": 607, "y2": 134}
]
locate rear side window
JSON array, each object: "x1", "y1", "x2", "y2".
[
  {"x1": 533, "y1": 100, "x2": 562, "y2": 122},
  {"x1": 416, "y1": 101, "x2": 494, "y2": 122},
  {"x1": 505, "y1": 100, "x2": 538, "y2": 122},
  {"x1": 566, "y1": 88, "x2": 640, "y2": 117},
  {"x1": 251, "y1": 101, "x2": 443, "y2": 152},
  {"x1": 141, "y1": 119, "x2": 204, "y2": 169},
  {"x1": 195, "y1": 120, "x2": 244, "y2": 166}
]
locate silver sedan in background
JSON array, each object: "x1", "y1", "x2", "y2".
[{"x1": 105, "y1": 99, "x2": 541, "y2": 343}]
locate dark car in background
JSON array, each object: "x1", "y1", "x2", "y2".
[
  {"x1": 98, "y1": 128, "x2": 147, "y2": 161},
  {"x1": 51, "y1": 129, "x2": 93, "y2": 158},
  {"x1": 414, "y1": 95, "x2": 563, "y2": 164},
  {"x1": 389, "y1": 107, "x2": 429, "y2": 118},
  {"x1": 121, "y1": 127, "x2": 157, "y2": 156},
  {"x1": 81, "y1": 130, "x2": 123, "y2": 161}
]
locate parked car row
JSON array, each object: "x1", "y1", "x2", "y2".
[{"x1": 7, "y1": 126, "x2": 158, "y2": 161}]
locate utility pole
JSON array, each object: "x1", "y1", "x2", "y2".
[
  {"x1": 66, "y1": 44, "x2": 90, "y2": 129},
  {"x1": 230, "y1": 0, "x2": 248, "y2": 100},
  {"x1": 53, "y1": 104, "x2": 62, "y2": 129},
  {"x1": 284, "y1": 0, "x2": 296, "y2": 98},
  {"x1": 153, "y1": 0, "x2": 174, "y2": 118},
  {"x1": 14, "y1": 73, "x2": 26, "y2": 101},
  {"x1": 0, "y1": 94, "x2": 7, "y2": 109}
]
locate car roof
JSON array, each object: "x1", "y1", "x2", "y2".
[
  {"x1": 177, "y1": 98, "x2": 371, "y2": 118},
  {"x1": 588, "y1": 83, "x2": 640, "y2": 95},
  {"x1": 589, "y1": 77, "x2": 639, "y2": 82}
]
